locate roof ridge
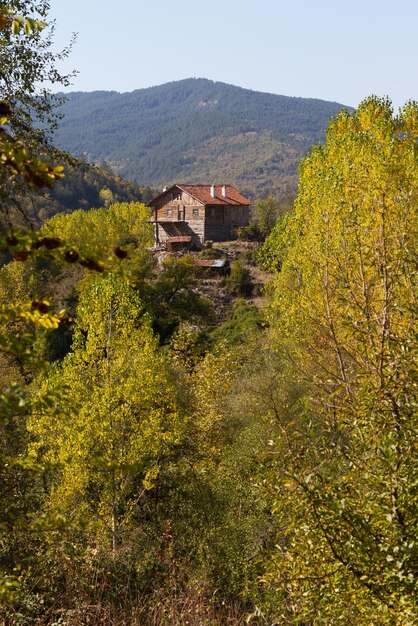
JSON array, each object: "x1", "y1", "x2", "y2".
[{"x1": 148, "y1": 183, "x2": 251, "y2": 206}]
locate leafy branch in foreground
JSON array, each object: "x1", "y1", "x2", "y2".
[
  {"x1": 0, "y1": 103, "x2": 64, "y2": 193},
  {"x1": 0, "y1": 1, "x2": 76, "y2": 221},
  {"x1": 0, "y1": 5, "x2": 46, "y2": 34}
]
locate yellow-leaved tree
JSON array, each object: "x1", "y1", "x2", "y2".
[
  {"x1": 29, "y1": 273, "x2": 184, "y2": 557},
  {"x1": 263, "y1": 97, "x2": 418, "y2": 624}
]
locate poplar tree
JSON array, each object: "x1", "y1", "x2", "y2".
[
  {"x1": 29, "y1": 274, "x2": 184, "y2": 552},
  {"x1": 264, "y1": 97, "x2": 418, "y2": 623}
]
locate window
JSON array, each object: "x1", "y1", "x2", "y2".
[
  {"x1": 192, "y1": 208, "x2": 199, "y2": 216},
  {"x1": 172, "y1": 191, "x2": 181, "y2": 201},
  {"x1": 166, "y1": 209, "x2": 173, "y2": 216}
]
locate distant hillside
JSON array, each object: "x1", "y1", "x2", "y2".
[
  {"x1": 16, "y1": 161, "x2": 155, "y2": 225},
  {"x1": 54, "y1": 78, "x2": 350, "y2": 199}
]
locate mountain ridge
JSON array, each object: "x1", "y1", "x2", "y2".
[
  {"x1": 53, "y1": 78, "x2": 351, "y2": 199},
  {"x1": 59, "y1": 77, "x2": 346, "y2": 106}
]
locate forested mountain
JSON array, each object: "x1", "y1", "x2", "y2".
[
  {"x1": 53, "y1": 78, "x2": 350, "y2": 199},
  {"x1": 23, "y1": 161, "x2": 156, "y2": 223}
]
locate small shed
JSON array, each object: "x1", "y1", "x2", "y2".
[{"x1": 194, "y1": 258, "x2": 229, "y2": 275}]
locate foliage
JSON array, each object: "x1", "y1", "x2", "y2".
[
  {"x1": 263, "y1": 97, "x2": 418, "y2": 623},
  {"x1": 0, "y1": 99, "x2": 64, "y2": 229},
  {"x1": 225, "y1": 260, "x2": 253, "y2": 297},
  {"x1": 44, "y1": 201, "x2": 153, "y2": 261},
  {"x1": 0, "y1": 1, "x2": 75, "y2": 211},
  {"x1": 0, "y1": 9, "x2": 77, "y2": 601},
  {"x1": 3, "y1": 9, "x2": 416, "y2": 622},
  {"x1": 0, "y1": 5, "x2": 46, "y2": 34},
  {"x1": 21, "y1": 160, "x2": 156, "y2": 223},
  {"x1": 209, "y1": 299, "x2": 265, "y2": 347},
  {"x1": 171, "y1": 340, "x2": 285, "y2": 609},
  {"x1": 256, "y1": 212, "x2": 293, "y2": 271},
  {"x1": 143, "y1": 255, "x2": 214, "y2": 342},
  {"x1": 0, "y1": 0, "x2": 74, "y2": 142},
  {"x1": 28, "y1": 275, "x2": 184, "y2": 548},
  {"x1": 199, "y1": 246, "x2": 223, "y2": 259},
  {"x1": 0, "y1": 106, "x2": 63, "y2": 192},
  {"x1": 235, "y1": 223, "x2": 263, "y2": 242},
  {"x1": 249, "y1": 195, "x2": 287, "y2": 239},
  {"x1": 0, "y1": 277, "x2": 74, "y2": 607}
]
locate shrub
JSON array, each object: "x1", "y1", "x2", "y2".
[{"x1": 225, "y1": 261, "x2": 253, "y2": 297}]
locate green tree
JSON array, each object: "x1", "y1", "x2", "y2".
[
  {"x1": 225, "y1": 260, "x2": 253, "y2": 297},
  {"x1": 263, "y1": 97, "x2": 418, "y2": 623},
  {"x1": 144, "y1": 255, "x2": 214, "y2": 342},
  {"x1": 250, "y1": 195, "x2": 284, "y2": 239}
]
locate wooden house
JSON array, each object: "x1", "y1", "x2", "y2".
[{"x1": 148, "y1": 184, "x2": 251, "y2": 247}]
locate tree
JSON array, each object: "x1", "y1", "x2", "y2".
[
  {"x1": 99, "y1": 187, "x2": 115, "y2": 208},
  {"x1": 0, "y1": 9, "x2": 77, "y2": 603},
  {"x1": 225, "y1": 260, "x2": 253, "y2": 297},
  {"x1": 249, "y1": 195, "x2": 285, "y2": 239},
  {"x1": 0, "y1": 1, "x2": 74, "y2": 144},
  {"x1": 144, "y1": 255, "x2": 214, "y2": 342},
  {"x1": 0, "y1": 1, "x2": 75, "y2": 217},
  {"x1": 44, "y1": 201, "x2": 153, "y2": 262},
  {"x1": 263, "y1": 97, "x2": 418, "y2": 623},
  {"x1": 29, "y1": 274, "x2": 184, "y2": 554}
]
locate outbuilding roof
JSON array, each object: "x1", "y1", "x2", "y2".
[{"x1": 194, "y1": 259, "x2": 227, "y2": 268}]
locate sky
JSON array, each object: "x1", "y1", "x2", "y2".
[{"x1": 48, "y1": 0, "x2": 418, "y2": 111}]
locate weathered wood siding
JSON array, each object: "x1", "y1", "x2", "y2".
[
  {"x1": 152, "y1": 187, "x2": 204, "y2": 244},
  {"x1": 204, "y1": 205, "x2": 250, "y2": 241},
  {"x1": 185, "y1": 204, "x2": 205, "y2": 242}
]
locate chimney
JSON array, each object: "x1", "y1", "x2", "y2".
[
  {"x1": 221, "y1": 185, "x2": 227, "y2": 197},
  {"x1": 210, "y1": 184, "x2": 216, "y2": 198},
  {"x1": 163, "y1": 185, "x2": 167, "y2": 192}
]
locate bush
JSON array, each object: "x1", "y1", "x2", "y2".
[
  {"x1": 225, "y1": 261, "x2": 253, "y2": 297},
  {"x1": 235, "y1": 224, "x2": 263, "y2": 241},
  {"x1": 209, "y1": 299, "x2": 265, "y2": 346},
  {"x1": 199, "y1": 247, "x2": 222, "y2": 259}
]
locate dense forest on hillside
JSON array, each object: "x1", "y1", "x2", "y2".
[
  {"x1": 19, "y1": 160, "x2": 155, "y2": 223},
  {"x1": 52, "y1": 79, "x2": 349, "y2": 199},
  {"x1": 1, "y1": 5, "x2": 418, "y2": 626}
]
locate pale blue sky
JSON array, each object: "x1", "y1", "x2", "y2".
[{"x1": 48, "y1": 0, "x2": 417, "y2": 111}]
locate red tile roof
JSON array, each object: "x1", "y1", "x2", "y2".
[
  {"x1": 149, "y1": 184, "x2": 252, "y2": 207},
  {"x1": 179, "y1": 184, "x2": 251, "y2": 206}
]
